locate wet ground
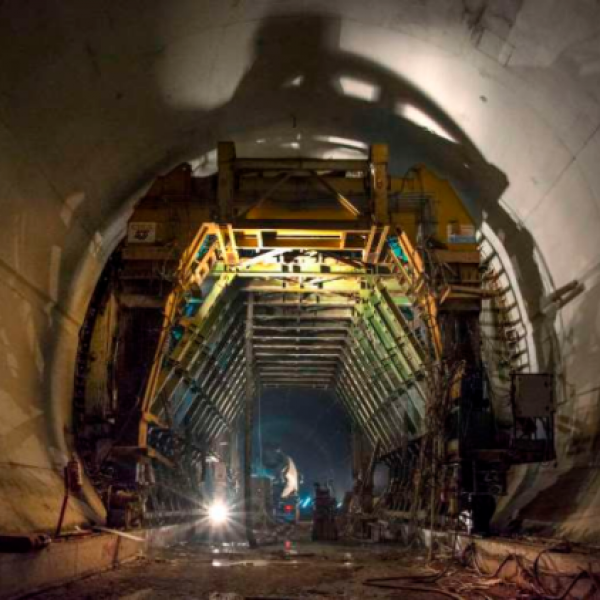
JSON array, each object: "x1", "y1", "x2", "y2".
[{"x1": 33, "y1": 528, "x2": 516, "y2": 599}]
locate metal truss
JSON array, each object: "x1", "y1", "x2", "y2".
[{"x1": 138, "y1": 229, "x2": 442, "y2": 464}]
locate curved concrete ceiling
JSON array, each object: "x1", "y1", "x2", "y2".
[{"x1": 1, "y1": 1, "x2": 600, "y2": 538}]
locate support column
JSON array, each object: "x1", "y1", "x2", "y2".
[
  {"x1": 243, "y1": 292, "x2": 257, "y2": 548},
  {"x1": 370, "y1": 144, "x2": 389, "y2": 225}
]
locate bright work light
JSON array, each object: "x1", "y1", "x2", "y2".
[{"x1": 208, "y1": 502, "x2": 229, "y2": 525}]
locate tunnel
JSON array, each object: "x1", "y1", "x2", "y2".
[{"x1": 1, "y1": 1, "x2": 600, "y2": 598}]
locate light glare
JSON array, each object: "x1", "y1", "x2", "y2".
[
  {"x1": 208, "y1": 502, "x2": 229, "y2": 524},
  {"x1": 395, "y1": 103, "x2": 457, "y2": 143},
  {"x1": 314, "y1": 135, "x2": 368, "y2": 150},
  {"x1": 339, "y1": 76, "x2": 379, "y2": 102}
]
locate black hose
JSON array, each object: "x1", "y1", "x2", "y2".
[
  {"x1": 363, "y1": 562, "x2": 465, "y2": 598},
  {"x1": 362, "y1": 580, "x2": 465, "y2": 599},
  {"x1": 363, "y1": 561, "x2": 453, "y2": 586},
  {"x1": 464, "y1": 542, "x2": 599, "y2": 600}
]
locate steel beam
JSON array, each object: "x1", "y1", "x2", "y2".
[
  {"x1": 256, "y1": 357, "x2": 338, "y2": 363},
  {"x1": 253, "y1": 335, "x2": 347, "y2": 342},
  {"x1": 255, "y1": 352, "x2": 341, "y2": 358},
  {"x1": 243, "y1": 292, "x2": 257, "y2": 548},
  {"x1": 253, "y1": 344, "x2": 345, "y2": 351},
  {"x1": 251, "y1": 302, "x2": 356, "y2": 308},
  {"x1": 253, "y1": 325, "x2": 350, "y2": 332},
  {"x1": 263, "y1": 384, "x2": 329, "y2": 389},
  {"x1": 253, "y1": 315, "x2": 352, "y2": 321}
]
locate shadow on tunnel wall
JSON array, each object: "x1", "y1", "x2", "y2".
[
  {"x1": 203, "y1": 12, "x2": 564, "y2": 532},
  {"x1": 155, "y1": 11, "x2": 554, "y2": 339},
  {"x1": 177, "y1": 12, "x2": 553, "y2": 372},
  {"x1": 171, "y1": 14, "x2": 558, "y2": 385},
  {"x1": 56, "y1": 9, "x2": 560, "y2": 531}
]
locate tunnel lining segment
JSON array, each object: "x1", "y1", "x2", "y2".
[
  {"x1": 74, "y1": 143, "x2": 509, "y2": 529},
  {"x1": 122, "y1": 144, "x2": 479, "y2": 478},
  {"x1": 138, "y1": 230, "x2": 438, "y2": 461}
]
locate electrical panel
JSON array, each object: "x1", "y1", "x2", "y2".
[{"x1": 511, "y1": 373, "x2": 554, "y2": 419}]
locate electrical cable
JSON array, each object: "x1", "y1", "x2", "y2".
[
  {"x1": 364, "y1": 539, "x2": 597, "y2": 600},
  {"x1": 462, "y1": 541, "x2": 600, "y2": 599},
  {"x1": 529, "y1": 543, "x2": 599, "y2": 600},
  {"x1": 363, "y1": 578, "x2": 466, "y2": 599}
]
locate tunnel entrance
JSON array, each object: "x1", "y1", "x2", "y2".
[{"x1": 72, "y1": 142, "x2": 555, "y2": 545}]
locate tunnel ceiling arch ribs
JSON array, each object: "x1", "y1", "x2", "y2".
[
  {"x1": 87, "y1": 141, "x2": 558, "y2": 535},
  {"x1": 103, "y1": 142, "x2": 488, "y2": 484},
  {"x1": 143, "y1": 232, "x2": 434, "y2": 459},
  {"x1": 0, "y1": 0, "x2": 599, "y2": 539}
]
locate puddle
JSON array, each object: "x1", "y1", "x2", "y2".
[
  {"x1": 343, "y1": 552, "x2": 355, "y2": 567},
  {"x1": 212, "y1": 559, "x2": 270, "y2": 568}
]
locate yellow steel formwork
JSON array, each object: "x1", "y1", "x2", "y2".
[{"x1": 122, "y1": 143, "x2": 480, "y2": 466}]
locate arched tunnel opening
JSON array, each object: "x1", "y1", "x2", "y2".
[
  {"x1": 75, "y1": 148, "x2": 507, "y2": 536},
  {"x1": 1, "y1": 2, "x2": 600, "y2": 598},
  {"x1": 59, "y1": 144, "x2": 560, "y2": 593}
]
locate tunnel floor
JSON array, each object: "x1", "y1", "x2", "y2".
[{"x1": 34, "y1": 526, "x2": 517, "y2": 599}]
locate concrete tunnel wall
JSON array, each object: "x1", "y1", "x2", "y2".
[{"x1": 1, "y1": 0, "x2": 600, "y2": 539}]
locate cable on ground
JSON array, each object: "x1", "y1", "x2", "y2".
[{"x1": 462, "y1": 541, "x2": 600, "y2": 599}]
